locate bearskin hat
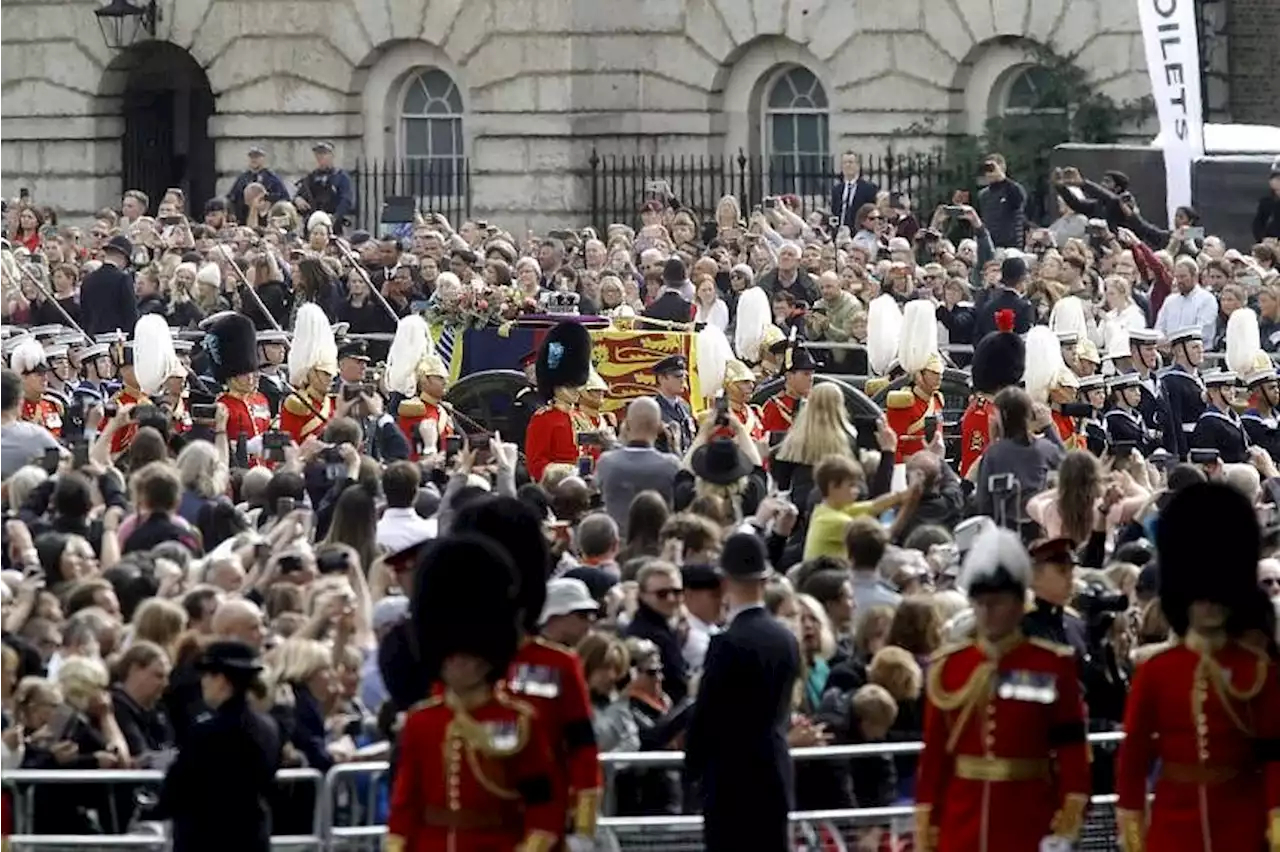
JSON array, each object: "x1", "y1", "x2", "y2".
[
  {"x1": 971, "y1": 309, "x2": 1025, "y2": 394},
  {"x1": 201, "y1": 312, "x2": 259, "y2": 384},
  {"x1": 536, "y1": 320, "x2": 592, "y2": 400},
  {"x1": 452, "y1": 495, "x2": 552, "y2": 634},
  {"x1": 409, "y1": 534, "x2": 520, "y2": 683},
  {"x1": 1157, "y1": 482, "x2": 1263, "y2": 637}
]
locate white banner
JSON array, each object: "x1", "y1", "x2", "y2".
[{"x1": 1136, "y1": 0, "x2": 1205, "y2": 226}]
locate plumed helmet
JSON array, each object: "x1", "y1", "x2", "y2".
[
  {"x1": 8, "y1": 337, "x2": 46, "y2": 375},
  {"x1": 733, "y1": 286, "x2": 772, "y2": 363},
  {"x1": 451, "y1": 496, "x2": 551, "y2": 634},
  {"x1": 1157, "y1": 482, "x2": 1263, "y2": 637},
  {"x1": 971, "y1": 312, "x2": 1025, "y2": 394},
  {"x1": 384, "y1": 315, "x2": 434, "y2": 396},
  {"x1": 898, "y1": 298, "x2": 940, "y2": 376},
  {"x1": 867, "y1": 294, "x2": 902, "y2": 376},
  {"x1": 696, "y1": 323, "x2": 733, "y2": 398},
  {"x1": 960, "y1": 523, "x2": 1032, "y2": 598},
  {"x1": 288, "y1": 303, "x2": 338, "y2": 387},
  {"x1": 536, "y1": 321, "x2": 592, "y2": 400},
  {"x1": 1023, "y1": 326, "x2": 1065, "y2": 404},
  {"x1": 409, "y1": 534, "x2": 520, "y2": 684},
  {"x1": 133, "y1": 314, "x2": 176, "y2": 396},
  {"x1": 1226, "y1": 308, "x2": 1261, "y2": 377},
  {"x1": 201, "y1": 312, "x2": 258, "y2": 383}
]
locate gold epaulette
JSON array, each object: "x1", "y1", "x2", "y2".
[
  {"x1": 534, "y1": 635, "x2": 572, "y2": 653},
  {"x1": 928, "y1": 640, "x2": 972, "y2": 665},
  {"x1": 886, "y1": 389, "x2": 914, "y2": 410},
  {"x1": 865, "y1": 377, "x2": 890, "y2": 397},
  {"x1": 407, "y1": 695, "x2": 443, "y2": 715},
  {"x1": 495, "y1": 688, "x2": 536, "y2": 718},
  {"x1": 1028, "y1": 637, "x2": 1076, "y2": 658},
  {"x1": 282, "y1": 394, "x2": 311, "y2": 416},
  {"x1": 397, "y1": 397, "x2": 427, "y2": 418}
]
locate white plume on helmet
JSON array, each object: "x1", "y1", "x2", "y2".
[
  {"x1": 897, "y1": 298, "x2": 939, "y2": 375},
  {"x1": 733, "y1": 287, "x2": 772, "y2": 363},
  {"x1": 288, "y1": 303, "x2": 339, "y2": 387},
  {"x1": 1023, "y1": 325, "x2": 1065, "y2": 404},
  {"x1": 8, "y1": 337, "x2": 45, "y2": 374},
  {"x1": 1226, "y1": 308, "x2": 1261, "y2": 377},
  {"x1": 867, "y1": 294, "x2": 902, "y2": 376},
  {"x1": 959, "y1": 523, "x2": 1031, "y2": 596},
  {"x1": 133, "y1": 314, "x2": 177, "y2": 396},
  {"x1": 696, "y1": 324, "x2": 734, "y2": 398},
  {"x1": 384, "y1": 315, "x2": 435, "y2": 397},
  {"x1": 1049, "y1": 296, "x2": 1091, "y2": 342}
]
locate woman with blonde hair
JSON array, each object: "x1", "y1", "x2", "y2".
[
  {"x1": 715, "y1": 194, "x2": 744, "y2": 240},
  {"x1": 885, "y1": 595, "x2": 944, "y2": 663},
  {"x1": 515, "y1": 256, "x2": 543, "y2": 300},
  {"x1": 1099, "y1": 274, "x2": 1148, "y2": 347},
  {"x1": 131, "y1": 598, "x2": 188, "y2": 656},
  {"x1": 774, "y1": 382, "x2": 860, "y2": 518},
  {"x1": 795, "y1": 594, "x2": 836, "y2": 713},
  {"x1": 868, "y1": 644, "x2": 925, "y2": 795},
  {"x1": 267, "y1": 200, "x2": 302, "y2": 234},
  {"x1": 176, "y1": 439, "x2": 228, "y2": 525},
  {"x1": 598, "y1": 274, "x2": 636, "y2": 318},
  {"x1": 271, "y1": 637, "x2": 350, "y2": 770}
]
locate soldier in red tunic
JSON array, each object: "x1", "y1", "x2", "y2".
[
  {"x1": 451, "y1": 497, "x2": 602, "y2": 847},
  {"x1": 915, "y1": 524, "x2": 1091, "y2": 852},
  {"x1": 278, "y1": 304, "x2": 337, "y2": 445},
  {"x1": 386, "y1": 534, "x2": 562, "y2": 852},
  {"x1": 885, "y1": 300, "x2": 946, "y2": 464},
  {"x1": 395, "y1": 354, "x2": 453, "y2": 460},
  {"x1": 759, "y1": 342, "x2": 815, "y2": 435},
  {"x1": 9, "y1": 338, "x2": 62, "y2": 437},
  {"x1": 576, "y1": 367, "x2": 616, "y2": 467},
  {"x1": 98, "y1": 328, "x2": 154, "y2": 455},
  {"x1": 1115, "y1": 482, "x2": 1280, "y2": 852},
  {"x1": 960, "y1": 310, "x2": 1025, "y2": 477},
  {"x1": 720, "y1": 358, "x2": 764, "y2": 443},
  {"x1": 525, "y1": 322, "x2": 592, "y2": 483},
  {"x1": 202, "y1": 313, "x2": 272, "y2": 451}
]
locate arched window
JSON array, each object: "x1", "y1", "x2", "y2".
[
  {"x1": 999, "y1": 65, "x2": 1065, "y2": 117},
  {"x1": 399, "y1": 68, "x2": 464, "y2": 196},
  {"x1": 763, "y1": 66, "x2": 829, "y2": 196}
]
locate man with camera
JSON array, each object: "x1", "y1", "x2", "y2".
[{"x1": 976, "y1": 153, "x2": 1027, "y2": 249}]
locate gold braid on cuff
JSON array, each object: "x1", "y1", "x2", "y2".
[
  {"x1": 1049, "y1": 793, "x2": 1089, "y2": 841},
  {"x1": 574, "y1": 788, "x2": 601, "y2": 837},
  {"x1": 1269, "y1": 807, "x2": 1280, "y2": 852},
  {"x1": 1116, "y1": 808, "x2": 1145, "y2": 852},
  {"x1": 382, "y1": 835, "x2": 406, "y2": 852},
  {"x1": 914, "y1": 804, "x2": 936, "y2": 852},
  {"x1": 520, "y1": 830, "x2": 558, "y2": 852}
]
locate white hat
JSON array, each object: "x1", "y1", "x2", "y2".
[
  {"x1": 133, "y1": 314, "x2": 178, "y2": 395},
  {"x1": 196, "y1": 263, "x2": 221, "y2": 288},
  {"x1": 384, "y1": 315, "x2": 435, "y2": 396},
  {"x1": 175, "y1": 261, "x2": 198, "y2": 281},
  {"x1": 307, "y1": 211, "x2": 333, "y2": 234},
  {"x1": 287, "y1": 303, "x2": 339, "y2": 386},
  {"x1": 888, "y1": 236, "x2": 912, "y2": 254},
  {"x1": 371, "y1": 595, "x2": 409, "y2": 632},
  {"x1": 8, "y1": 338, "x2": 46, "y2": 374},
  {"x1": 538, "y1": 578, "x2": 598, "y2": 625},
  {"x1": 867, "y1": 294, "x2": 903, "y2": 376}
]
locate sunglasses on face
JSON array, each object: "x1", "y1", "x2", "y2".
[
  {"x1": 639, "y1": 666, "x2": 664, "y2": 677},
  {"x1": 1262, "y1": 577, "x2": 1280, "y2": 588},
  {"x1": 650, "y1": 587, "x2": 684, "y2": 601}
]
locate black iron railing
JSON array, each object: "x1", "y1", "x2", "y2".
[{"x1": 351, "y1": 158, "x2": 472, "y2": 233}]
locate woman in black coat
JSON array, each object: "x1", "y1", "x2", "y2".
[{"x1": 149, "y1": 641, "x2": 280, "y2": 852}]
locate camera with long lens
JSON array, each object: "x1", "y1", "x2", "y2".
[{"x1": 1074, "y1": 581, "x2": 1130, "y2": 727}]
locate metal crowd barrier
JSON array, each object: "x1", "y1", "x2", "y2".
[{"x1": 2, "y1": 733, "x2": 1126, "y2": 851}]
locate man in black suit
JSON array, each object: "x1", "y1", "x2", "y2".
[
  {"x1": 641, "y1": 257, "x2": 695, "y2": 326},
  {"x1": 974, "y1": 255, "x2": 1036, "y2": 338},
  {"x1": 685, "y1": 533, "x2": 800, "y2": 852},
  {"x1": 80, "y1": 236, "x2": 139, "y2": 336},
  {"x1": 830, "y1": 151, "x2": 879, "y2": 231}
]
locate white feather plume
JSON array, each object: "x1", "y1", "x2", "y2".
[
  {"x1": 8, "y1": 338, "x2": 45, "y2": 375},
  {"x1": 897, "y1": 299, "x2": 939, "y2": 375},
  {"x1": 959, "y1": 524, "x2": 1032, "y2": 595},
  {"x1": 288, "y1": 303, "x2": 339, "y2": 387},
  {"x1": 867, "y1": 294, "x2": 903, "y2": 376},
  {"x1": 1049, "y1": 296, "x2": 1090, "y2": 341},
  {"x1": 733, "y1": 287, "x2": 772, "y2": 362},
  {"x1": 696, "y1": 324, "x2": 734, "y2": 398},
  {"x1": 1023, "y1": 325, "x2": 1064, "y2": 403},
  {"x1": 384, "y1": 315, "x2": 434, "y2": 397},
  {"x1": 133, "y1": 315, "x2": 175, "y2": 396},
  {"x1": 1226, "y1": 308, "x2": 1261, "y2": 377}
]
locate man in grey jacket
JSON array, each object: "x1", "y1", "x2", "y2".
[{"x1": 595, "y1": 398, "x2": 681, "y2": 536}]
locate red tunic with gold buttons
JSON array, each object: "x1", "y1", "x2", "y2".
[
  {"x1": 1052, "y1": 409, "x2": 1084, "y2": 451},
  {"x1": 759, "y1": 391, "x2": 800, "y2": 435},
  {"x1": 278, "y1": 387, "x2": 334, "y2": 445},
  {"x1": 108, "y1": 387, "x2": 149, "y2": 454},
  {"x1": 524, "y1": 403, "x2": 578, "y2": 483},
  {"x1": 385, "y1": 690, "x2": 562, "y2": 852},
  {"x1": 20, "y1": 396, "x2": 62, "y2": 438},
  {"x1": 577, "y1": 408, "x2": 616, "y2": 464},
  {"x1": 218, "y1": 390, "x2": 272, "y2": 444},
  {"x1": 731, "y1": 401, "x2": 765, "y2": 442},
  {"x1": 885, "y1": 386, "x2": 945, "y2": 463},
  {"x1": 1114, "y1": 635, "x2": 1280, "y2": 852},
  {"x1": 960, "y1": 395, "x2": 994, "y2": 478},
  {"x1": 505, "y1": 637, "x2": 602, "y2": 838},
  {"x1": 396, "y1": 396, "x2": 453, "y2": 461},
  {"x1": 915, "y1": 634, "x2": 1091, "y2": 852}
]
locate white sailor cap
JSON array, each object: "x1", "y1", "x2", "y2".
[
  {"x1": 1128, "y1": 328, "x2": 1160, "y2": 345},
  {"x1": 79, "y1": 343, "x2": 111, "y2": 361},
  {"x1": 1203, "y1": 370, "x2": 1238, "y2": 387},
  {"x1": 1107, "y1": 373, "x2": 1142, "y2": 392},
  {"x1": 1166, "y1": 327, "x2": 1201, "y2": 346}
]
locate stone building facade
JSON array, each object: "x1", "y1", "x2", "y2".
[{"x1": 0, "y1": 0, "x2": 1252, "y2": 231}]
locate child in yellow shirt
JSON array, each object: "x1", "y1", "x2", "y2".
[{"x1": 802, "y1": 453, "x2": 909, "y2": 560}]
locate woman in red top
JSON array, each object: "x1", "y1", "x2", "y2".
[{"x1": 9, "y1": 205, "x2": 42, "y2": 253}]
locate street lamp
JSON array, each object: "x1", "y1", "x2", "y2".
[{"x1": 94, "y1": 0, "x2": 159, "y2": 50}]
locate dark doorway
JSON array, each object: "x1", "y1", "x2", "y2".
[{"x1": 119, "y1": 43, "x2": 215, "y2": 216}]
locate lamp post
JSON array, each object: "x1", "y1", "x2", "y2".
[{"x1": 94, "y1": 0, "x2": 159, "y2": 50}]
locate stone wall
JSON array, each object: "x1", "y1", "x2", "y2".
[
  {"x1": 1225, "y1": 0, "x2": 1280, "y2": 125},
  {"x1": 2, "y1": 0, "x2": 1152, "y2": 230}
]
